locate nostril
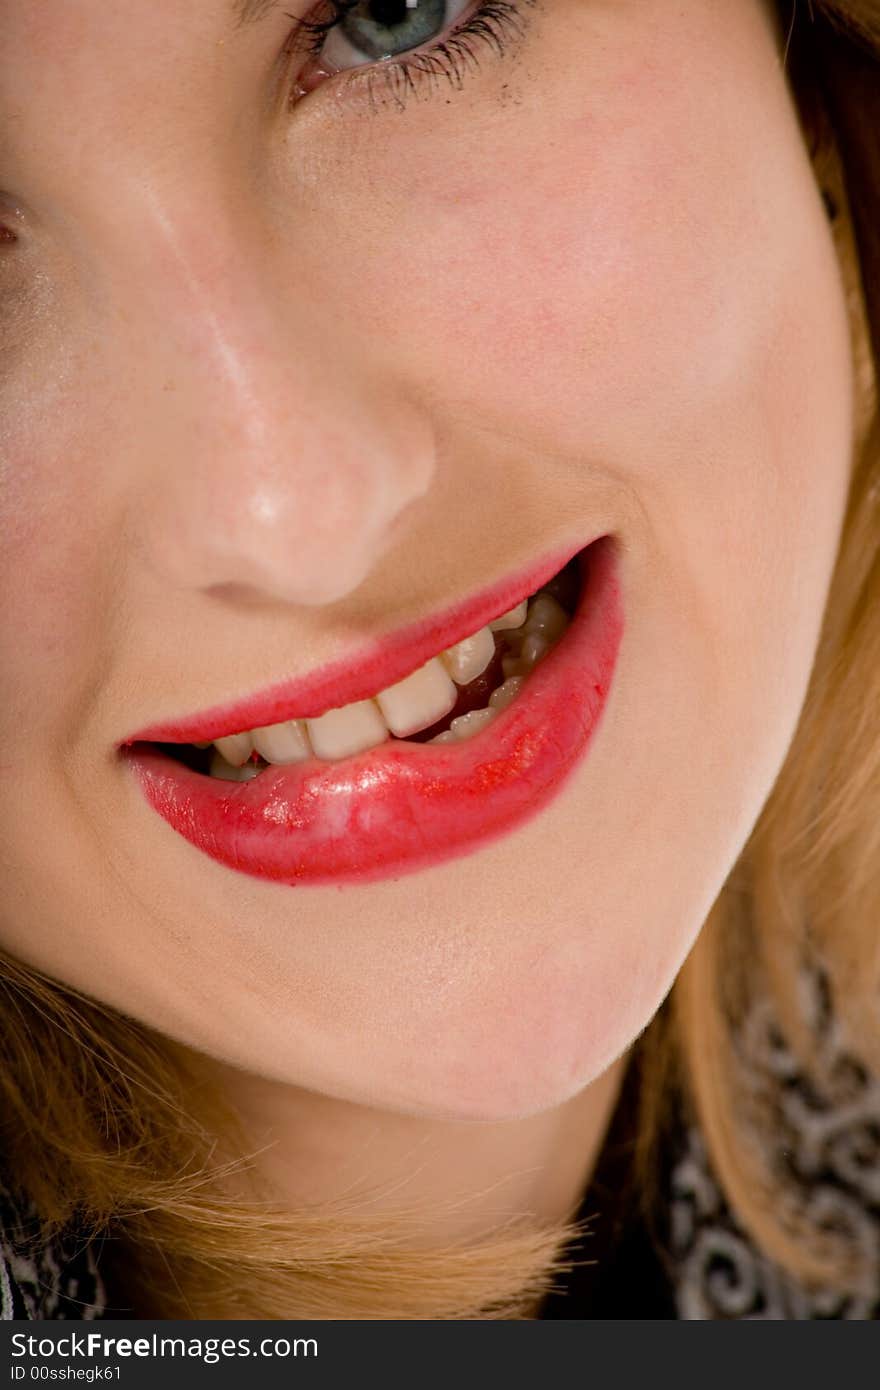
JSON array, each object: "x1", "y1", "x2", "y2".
[
  {"x1": 147, "y1": 527, "x2": 378, "y2": 608},
  {"x1": 204, "y1": 579, "x2": 292, "y2": 607}
]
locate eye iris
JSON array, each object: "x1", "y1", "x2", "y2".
[{"x1": 340, "y1": 0, "x2": 448, "y2": 60}]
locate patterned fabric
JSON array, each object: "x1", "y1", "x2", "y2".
[
  {"x1": 3, "y1": 966, "x2": 879, "y2": 1319},
  {"x1": 668, "y1": 967, "x2": 880, "y2": 1319},
  {"x1": 0, "y1": 1195, "x2": 105, "y2": 1321}
]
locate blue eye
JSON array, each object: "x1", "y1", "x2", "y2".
[
  {"x1": 322, "y1": 0, "x2": 470, "y2": 66},
  {"x1": 289, "y1": 0, "x2": 533, "y2": 107}
]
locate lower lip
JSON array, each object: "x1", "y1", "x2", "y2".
[{"x1": 125, "y1": 536, "x2": 623, "y2": 887}]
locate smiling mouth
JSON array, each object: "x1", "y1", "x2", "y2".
[
  {"x1": 124, "y1": 537, "x2": 622, "y2": 887},
  {"x1": 144, "y1": 553, "x2": 584, "y2": 779}
]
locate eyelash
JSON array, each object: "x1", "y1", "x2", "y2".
[{"x1": 284, "y1": 0, "x2": 532, "y2": 109}]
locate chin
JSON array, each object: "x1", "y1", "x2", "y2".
[{"x1": 340, "y1": 974, "x2": 657, "y2": 1124}]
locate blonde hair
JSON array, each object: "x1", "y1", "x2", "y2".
[
  {"x1": 1, "y1": 0, "x2": 879, "y2": 1319},
  {"x1": 637, "y1": 0, "x2": 880, "y2": 1293}
]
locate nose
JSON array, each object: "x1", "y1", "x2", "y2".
[{"x1": 117, "y1": 202, "x2": 434, "y2": 608}]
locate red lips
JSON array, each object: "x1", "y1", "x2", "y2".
[{"x1": 123, "y1": 535, "x2": 622, "y2": 887}]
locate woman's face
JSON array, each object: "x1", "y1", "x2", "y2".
[{"x1": 0, "y1": 0, "x2": 853, "y2": 1119}]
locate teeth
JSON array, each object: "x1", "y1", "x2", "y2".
[
  {"x1": 520, "y1": 633, "x2": 549, "y2": 666},
  {"x1": 208, "y1": 749, "x2": 261, "y2": 781},
  {"x1": 489, "y1": 600, "x2": 528, "y2": 632},
  {"x1": 204, "y1": 578, "x2": 575, "y2": 775},
  {"x1": 252, "y1": 719, "x2": 312, "y2": 764},
  {"x1": 306, "y1": 699, "x2": 388, "y2": 761},
  {"x1": 502, "y1": 654, "x2": 530, "y2": 679},
  {"x1": 489, "y1": 675, "x2": 524, "y2": 711},
  {"x1": 428, "y1": 675, "x2": 523, "y2": 747},
  {"x1": 449, "y1": 706, "x2": 497, "y2": 740},
  {"x1": 374, "y1": 656, "x2": 458, "y2": 738},
  {"x1": 522, "y1": 593, "x2": 568, "y2": 643},
  {"x1": 430, "y1": 706, "x2": 497, "y2": 744},
  {"x1": 213, "y1": 731, "x2": 254, "y2": 767},
  {"x1": 440, "y1": 625, "x2": 496, "y2": 685},
  {"x1": 501, "y1": 600, "x2": 568, "y2": 677}
]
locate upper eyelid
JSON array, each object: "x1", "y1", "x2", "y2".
[
  {"x1": 319, "y1": 0, "x2": 474, "y2": 66},
  {"x1": 283, "y1": 0, "x2": 531, "y2": 105},
  {"x1": 288, "y1": 0, "x2": 512, "y2": 58},
  {"x1": 282, "y1": 1, "x2": 353, "y2": 52}
]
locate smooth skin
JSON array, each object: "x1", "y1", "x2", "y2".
[{"x1": 0, "y1": 0, "x2": 854, "y2": 1242}]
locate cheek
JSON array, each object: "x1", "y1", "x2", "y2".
[
  {"x1": 331, "y1": 40, "x2": 852, "y2": 680},
  {"x1": 320, "y1": 2, "x2": 844, "y2": 528},
  {"x1": 356, "y1": 130, "x2": 782, "y2": 463},
  {"x1": 0, "y1": 427, "x2": 116, "y2": 752}
]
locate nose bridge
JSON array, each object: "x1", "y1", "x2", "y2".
[{"x1": 107, "y1": 185, "x2": 433, "y2": 606}]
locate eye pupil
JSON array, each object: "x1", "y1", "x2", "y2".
[
  {"x1": 338, "y1": 0, "x2": 448, "y2": 61},
  {"x1": 301, "y1": 0, "x2": 523, "y2": 104},
  {"x1": 369, "y1": 0, "x2": 409, "y2": 25}
]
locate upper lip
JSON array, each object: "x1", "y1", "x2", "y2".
[{"x1": 121, "y1": 535, "x2": 600, "y2": 747}]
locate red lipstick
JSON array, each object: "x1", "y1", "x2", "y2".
[
  {"x1": 124, "y1": 539, "x2": 601, "y2": 745},
  {"x1": 123, "y1": 535, "x2": 623, "y2": 887}
]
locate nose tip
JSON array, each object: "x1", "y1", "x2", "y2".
[
  {"x1": 125, "y1": 306, "x2": 435, "y2": 610},
  {"x1": 181, "y1": 458, "x2": 430, "y2": 608},
  {"x1": 139, "y1": 420, "x2": 434, "y2": 606}
]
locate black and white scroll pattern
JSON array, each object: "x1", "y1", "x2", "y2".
[
  {"x1": 3, "y1": 965, "x2": 879, "y2": 1319},
  {"x1": 0, "y1": 1193, "x2": 105, "y2": 1321},
  {"x1": 668, "y1": 966, "x2": 880, "y2": 1319}
]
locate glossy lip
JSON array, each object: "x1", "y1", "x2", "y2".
[
  {"x1": 123, "y1": 535, "x2": 623, "y2": 887},
  {"x1": 121, "y1": 536, "x2": 603, "y2": 746}
]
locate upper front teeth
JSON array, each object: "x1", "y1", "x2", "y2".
[
  {"x1": 306, "y1": 695, "x2": 390, "y2": 760},
  {"x1": 374, "y1": 656, "x2": 458, "y2": 738},
  {"x1": 488, "y1": 599, "x2": 528, "y2": 631},
  {"x1": 202, "y1": 592, "x2": 565, "y2": 772},
  {"x1": 252, "y1": 718, "x2": 312, "y2": 765},
  {"x1": 439, "y1": 625, "x2": 496, "y2": 684}
]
